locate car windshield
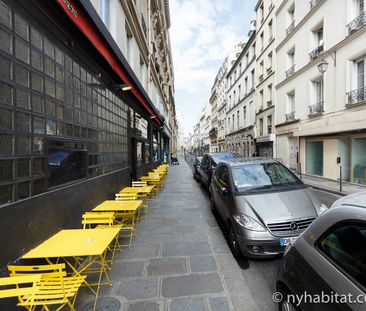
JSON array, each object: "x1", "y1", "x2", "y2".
[
  {"x1": 211, "y1": 153, "x2": 240, "y2": 166},
  {"x1": 231, "y1": 162, "x2": 303, "y2": 193}
]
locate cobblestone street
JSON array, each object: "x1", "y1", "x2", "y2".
[{"x1": 77, "y1": 160, "x2": 285, "y2": 311}]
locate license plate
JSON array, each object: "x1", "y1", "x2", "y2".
[{"x1": 280, "y1": 237, "x2": 297, "y2": 246}]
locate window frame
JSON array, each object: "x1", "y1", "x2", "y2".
[{"x1": 315, "y1": 219, "x2": 366, "y2": 292}]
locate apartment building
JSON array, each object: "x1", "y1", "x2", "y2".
[
  {"x1": 255, "y1": 0, "x2": 276, "y2": 157},
  {"x1": 92, "y1": 0, "x2": 178, "y2": 164},
  {"x1": 276, "y1": 0, "x2": 366, "y2": 184},
  {"x1": 210, "y1": 59, "x2": 228, "y2": 152},
  {"x1": 225, "y1": 31, "x2": 257, "y2": 157}
]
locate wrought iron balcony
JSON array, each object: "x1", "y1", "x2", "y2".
[
  {"x1": 347, "y1": 11, "x2": 366, "y2": 35},
  {"x1": 310, "y1": 0, "x2": 320, "y2": 9},
  {"x1": 285, "y1": 65, "x2": 295, "y2": 78},
  {"x1": 309, "y1": 44, "x2": 324, "y2": 61},
  {"x1": 286, "y1": 20, "x2": 295, "y2": 35},
  {"x1": 309, "y1": 101, "x2": 324, "y2": 116},
  {"x1": 209, "y1": 127, "x2": 218, "y2": 137},
  {"x1": 285, "y1": 111, "x2": 295, "y2": 122},
  {"x1": 347, "y1": 87, "x2": 366, "y2": 106}
]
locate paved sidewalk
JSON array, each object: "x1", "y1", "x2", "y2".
[
  {"x1": 301, "y1": 174, "x2": 366, "y2": 196},
  {"x1": 77, "y1": 159, "x2": 263, "y2": 311}
]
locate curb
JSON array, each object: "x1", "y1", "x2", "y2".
[{"x1": 305, "y1": 184, "x2": 346, "y2": 197}]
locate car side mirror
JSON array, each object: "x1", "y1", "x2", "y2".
[{"x1": 222, "y1": 187, "x2": 230, "y2": 196}]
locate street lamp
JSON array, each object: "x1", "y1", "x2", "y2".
[{"x1": 317, "y1": 59, "x2": 329, "y2": 74}]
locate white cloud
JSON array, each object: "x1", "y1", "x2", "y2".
[{"x1": 170, "y1": 0, "x2": 247, "y2": 94}]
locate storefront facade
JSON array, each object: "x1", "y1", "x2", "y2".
[{"x1": 0, "y1": 0, "x2": 168, "y2": 270}]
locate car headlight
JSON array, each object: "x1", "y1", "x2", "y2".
[
  {"x1": 318, "y1": 203, "x2": 328, "y2": 215},
  {"x1": 233, "y1": 214, "x2": 266, "y2": 232}
]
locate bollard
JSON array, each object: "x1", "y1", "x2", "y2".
[
  {"x1": 298, "y1": 162, "x2": 302, "y2": 181},
  {"x1": 339, "y1": 166, "x2": 342, "y2": 192}
]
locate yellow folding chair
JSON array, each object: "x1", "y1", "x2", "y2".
[
  {"x1": 7, "y1": 264, "x2": 85, "y2": 311},
  {"x1": 132, "y1": 181, "x2": 147, "y2": 187},
  {"x1": 81, "y1": 212, "x2": 122, "y2": 262},
  {"x1": 114, "y1": 194, "x2": 139, "y2": 248}
]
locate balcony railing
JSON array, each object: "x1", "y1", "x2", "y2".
[
  {"x1": 309, "y1": 44, "x2": 324, "y2": 61},
  {"x1": 347, "y1": 86, "x2": 366, "y2": 105},
  {"x1": 209, "y1": 128, "x2": 218, "y2": 137},
  {"x1": 347, "y1": 11, "x2": 366, "y2": 35},
  {"x1": 286, "y1": 20, "x2": 295, "y2": 35},
  {"x1": 285, "y1": 65, "x2": 295, "y2": 78},
  {"x1": 309, "y1": 101, "x2": 324, "y2": 116},
  {"x1": 310, "y1": 0, "x2": 320, "y2": 9},
  {"x1": 285, "y1": 111, "x2": 295, "y2": 122}
]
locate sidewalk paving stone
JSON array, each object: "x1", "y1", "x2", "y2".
[
  {"x1": 116, "y1": 277, "x2": 159, "y2": 300},
  {"x1": 161, "y1": 273, "x2": 224, "y2": 298},
  {"x1": 209, "y1": 297, "x2": 231, "y2": 311},
  {"x1": 162, "y1": 241, "x2": 212, "y2": 257},
  {"x1": 169, "y1": 297, "x2": 206, "y2": 311},
  {"x1": 189, "y1": 255, "x2": 218, "y2": 273},
  {"x1": 147, "y1": 257, "x2": 187, "y2": 276}
]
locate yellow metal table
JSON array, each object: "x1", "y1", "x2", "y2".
[
  {"x1": 93, "y1": 200, "x2": 142, "y2": 212},
  {"x1": 22, "y1": 228, "x2": 120, "y2": 311},
  {"x1": 93, "y1": 200, "x2": 143, "y2": 247}
]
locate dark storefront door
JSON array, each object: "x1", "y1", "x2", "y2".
[{"x1": 130, "y1": 138, "x2": 137, "y2": 181}]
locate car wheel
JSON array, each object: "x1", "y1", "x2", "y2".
[
  {"x1": 227, "y1": 223, "x2": 242, "y2": 259},
  {"x1": 279, "y1": 300, "x2": 297, "y2": 311}
]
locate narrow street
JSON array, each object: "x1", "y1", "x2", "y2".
[{"x1": 77, "y1": 159, "x2": 339, "y2": 311}]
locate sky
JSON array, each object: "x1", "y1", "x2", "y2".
[{"x1": 170, "y1": 0, "x2": 257, "y2": 136}]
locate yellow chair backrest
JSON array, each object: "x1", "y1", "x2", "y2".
[
  {"x1": 115, "y1": 193, "x2": 138, "y2": 201},
  {"x1": 8, "y1": 264, "x2": 66, "y2": 279},
  {"x1": 82, "y1": 212, "x2": 115, "y2": 229},
  {"x1": 0, "y1": 275, "x2": 40, "y2": 299},
  {"x1": 132, "y1": 181, "x2": 147, "y2": 187}
]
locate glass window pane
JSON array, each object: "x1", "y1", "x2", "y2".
[
  {"x1": 16, "y1": 112, "x2": 31, "y2": 132},
  {"x1": 30, "y1": 27, "x2": 43, "y2": 49},
  {"x1": 55, "y1": 47, "x2": 64, "y2": 65},
  {"x1": 0, "y1": 159, "x2": 13, "y2": 181},
  {"x1": 33, "y1": 178, "x2": 44, "y2": 195},
  {"x1": 46, "y1": 119, "x2": 56, "y2": 135},
  {"x1": 14, "y1": 13, "x2": 29, "y2": 40},
  {"x1": 44, "y1": 38, "x2": 54, "y2": 59},
  {"x1": 16, "y1": 181, "x2": 30, "y2": 200},
  {"x1": 0, "y1": 82, "x2": 13, "y2": 106},
  {"x1": 15, "y1": 63, "x2": 29, "y2": 87},
  {"x1": 17, "y1": 158, "x2": 30, "y2": 178},
  {"x1": 0, "y1": 28, "x2": 11, "y2": 54},
  {"x1": 32, "y1": 94, "x2": 44, "y2": 113},
  {"x1": 16, "y1": 89, "x2": 30, "y2": 109},
  {"x1": 15, "y1": 38, "x2": 30, "y2": 64},
  {"x1": 31, "y1": 49, "x2": 43, "y2": 71},
  {"x1": 55, "y1": 66, "x2": 64, "y2": 83},
  {"x1": 33, "y1": 116, "x2": 45, "y2": 134},
  {"x1": 16, "y1": 136, "x2": 30, "y2": 154},
  {"x1": 0, "y1": 107, "x2": 12, "y2": 129},
  {"x1": 44, "y1": 57, "x2": 54, "y2": 78},
  {"x1": 31, "y1": 71, "x2": 43, "y2": 92},
  {"x1": 45, "y1": 99, "x2": 55, "y2": 117},
  {"x1": 0, "y1": 134, "x2": 13, "y2": 155},
  {"x1": 32, "y1": 136, "x2": 43, "y2": 153},
  {"x1": 0, "y1": 0, "x2": 11, "y2": 28},
  {"x1": 318, "y1": 223, "x2": 366, "y2": 287},
  {"x1": 45, "y1": 77, "x2": 55, "y2": 97},
  {"x1": 33, "y1": 158, "x2": 44, "y2": 176},
  {"x1": 0, "y1": 56, "x2": 12, "y2": 79},
  {"x1": 56, "y1": 83, "x2": 64, "y2": 101},
  {"x1": 0, "y1": 184, "x2": 12, "y2": 205}
]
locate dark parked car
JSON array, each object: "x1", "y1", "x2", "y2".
[
  {"x1": 276, "y1": 192, "x2": 366, "y2": 311},
  {"x1": 209, "y1": 158, "x2": 328, "y2": 258},
  {"x1": 197, "y1": 152, "x2": 240, "y2": 188},
  {"x1": 192, "y1": 156, "x2": 202, "y2": 181}
]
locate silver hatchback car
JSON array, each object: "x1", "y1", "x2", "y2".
[
  {"x1": 209, "y1": 158, "x2": 328, "y2": 258},
  {"x1": 277, "y1": 192, "x2": 366, "y2": 311}
]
